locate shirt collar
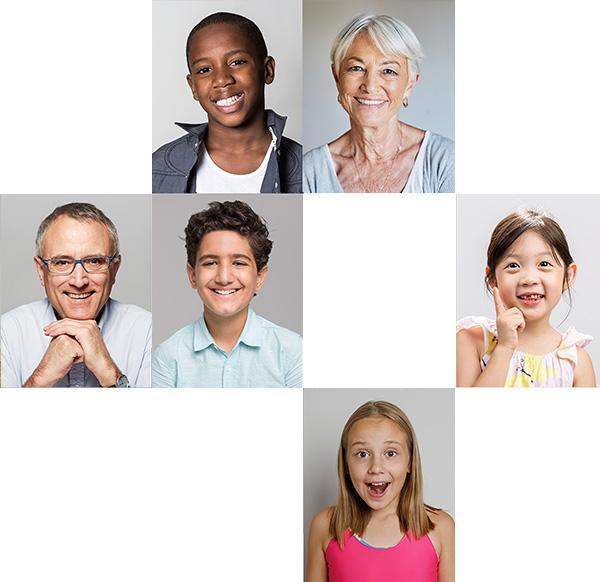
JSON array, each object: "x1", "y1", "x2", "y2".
[
  {"x1": 175, "y1": 110, "x2": 287, "y2": 147},
  {"x1": 193, "y1": 308, "x2": 263, "y2": 352}
]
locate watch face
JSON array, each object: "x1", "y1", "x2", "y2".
[{"x1": 115, "y1": 375, "x2": 130, "y2": 388}]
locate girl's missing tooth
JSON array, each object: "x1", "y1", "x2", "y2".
[
  {"x1": 457, "y1": 208, "x2": 596, "y2": 388},
  {"x1": 306, "y1": 401, "x2": 454, "y2": 582}
]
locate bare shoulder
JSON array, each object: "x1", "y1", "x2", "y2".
[
  {"x1": 309, "y1": 507, "x2": 334, "y2": 550},
  {"x1": 327, "y1": 133, "x2": 350, "y2": 156},
  {"x1": 574, "y1": 347, "x2": 596, "y2": 387},
  {"x1": 427, "y1": 508, "x2": 455, "y2": 532},
  {"x1": 456, "y1": 326, "x2": 484, "y2": 354},
  {"x1": 426, "y1": 508, "x2": 455, "y2": 559}
]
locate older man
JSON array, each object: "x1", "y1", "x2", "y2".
[{"x1": 1, "y1": 203, "x2": 151, "y2": 387}]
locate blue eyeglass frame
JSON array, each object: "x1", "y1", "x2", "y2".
[{"x1": 37, "y1": 254, "x2": 119, "y2": 275}]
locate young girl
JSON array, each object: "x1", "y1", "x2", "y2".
[
  {"x1": 457, "y1": 208, "x2": 596, "y2": 387},
  {"x1": 306, "y1": 401, "x2": 454, "y2": 582}
]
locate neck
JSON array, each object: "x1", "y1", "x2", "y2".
[
  {"x1": 347, "y1": 120, "x2": 403, "y2": 162},
  {"x1": 204, "y1": 307, "x2": 249, "y2": 353},
  {"x1": 205, "y1": 110, "x2": 270, "y2": 153},
  {"x1": 518, "y1": 315, "x2": 554, "y2": 341}
]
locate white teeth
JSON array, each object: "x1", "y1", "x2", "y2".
[
  {"x1": 369, "y1": 482, "x2": 387, "y2": 486},
  {"x1": 214, "y1": 289, "x2": 237, "y2": 295},
  {"x1": 214, "y1": 93, "x2": 243, "y2": 106},
  {"x1": 356, "y1": 98, "x2": 386, "y2": 105},
  {"x1": 66, "y1": 292, "x2": 92, "y2": 299}
]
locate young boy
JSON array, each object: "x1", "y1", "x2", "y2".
[
  {"x1": 152, "y1": 200, "x2": 302, "y2": 387},
  {"x1": 152, "y1": 12, "x2": 302, "y2": 193}
]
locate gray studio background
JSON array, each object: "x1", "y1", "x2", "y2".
[
  {"x1": 303, "y1": 0, "x2": 454, "y2": 152},
  {"x1": 457, "y1": 194, "x2": 600, "y2": 368},
  {"x1": 0, "y1": 195, "x2": 151, "y2": 313},
  {"x1": 304, "y1": 388, "x2": 454, "y2": 558},
  {"x1": 153, "y1": 0, "x2": 303, "y2": 151},
  {"x1": 152, "y1": 194, "x2": 302, "y2": 346}
]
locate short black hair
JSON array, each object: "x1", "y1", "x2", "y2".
[
  {"x1": 186, "y1": 12, "x2": 268, "y2": 72},
  {"x1": 185, "y1": 200, "x2": 273, "y2": 271}
]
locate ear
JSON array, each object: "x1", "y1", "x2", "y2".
[
  {"x1": 186, "y1": 74, "x2": 198, "y2": 100},
  {"x1": 255, "y1": 265, "x2": 269, "y2": 292},
  {"x1": 485, "y1": 265, "x2": 497, "y2": 288},
  {"x1": 403, "y1": 72, "x2": 419, "y2": 101},
  {"x1": 331, "y1": 63, "x2": 340, "y2": 85},
  {"x1": 34, "y1": 256, "x2": 45, "y2": 288},
  {"x1": 565, "y1": 262, "x2": 577, "y2": 289},
  {"x1": 110, "y1": 255, "x2": 122, "y2": 284},
  {"x1": 187, "y1": 262, "x2": 197, "y2": 289},
  {"x1": 264, "y1": 56, "x2": 275, "y2": 85}
]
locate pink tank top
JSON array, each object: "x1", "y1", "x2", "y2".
[{"x1": 325, "y1": 529, "x2": 438, "y2": 582}]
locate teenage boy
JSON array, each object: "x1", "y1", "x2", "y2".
[
  {"x1": 152, "y1": 12, "x2": 302, "y2": 193},
  {"x1": 152, "y1": 200, "x2": 302, "y2": 387}
]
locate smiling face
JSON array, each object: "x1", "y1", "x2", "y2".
[
  {"x1": 187, "y1": 230, "x2": 267, "y2": 321},
  {"x1": 35, "y1": 216, "x2": 120, "y2": 320},
  {"x1": 186, "y1": 23, "x2": 274, "y2": 129},
  {"x1": 334, "y1": 32, "x2": 415, "y2": 129},
  {"x1": 491, "y1": 230, "x2": 576, "y2": 322},
  {"x1": 346, "y1": 416, "x2": 411, "y2": 515}
]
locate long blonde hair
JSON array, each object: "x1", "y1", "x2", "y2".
[{"x1": 329, "y1": 401, "x2": 435, "y2": 547}]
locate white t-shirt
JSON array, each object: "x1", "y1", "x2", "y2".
[{"x1": 195, "y1": 131, "x2": 275, "y2": 193}]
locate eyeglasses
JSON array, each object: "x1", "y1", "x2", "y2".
[{"x1": 37, "y1": 254, "x2": 118, "y2": 275}]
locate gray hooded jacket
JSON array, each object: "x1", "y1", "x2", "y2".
[{"x1": 152, "y1": 110, "x2": 302, "y2": 193}]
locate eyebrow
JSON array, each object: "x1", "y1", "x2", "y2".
[
  {"x1": 503, "y1": 251, "x2": 556, "y2": 260},
  {"x1": 190, "y1": 49, "x2": 251, "y2": 68},
  {"x1": 349, "y1": 440, "x2": 404, "y2": 447},
  {"x1": 198, "y1": 253, "x2": 253, "y2": 261},
  {"x1": 346, "y1": 57, "x2": 402, "y2": 66}
]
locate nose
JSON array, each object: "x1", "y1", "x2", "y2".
[
  {"x1": 519, "y1": 265, "x2": 541, "y2": 285},
  {"x1": 69, "y1": 262, "x2": 89, "y2": 287},
  {"x1": 367, "y1": 455, "x2": 384, "y2": 474},
  {"x1": 215, "y1": 263, "x2": 233, "y2": 285},
  {"x1": 212, "y1": 64, "x2": 234, "y2": 89},
  {"x1": 360, "y1": 68, "x2": 379, "y2": 93}
]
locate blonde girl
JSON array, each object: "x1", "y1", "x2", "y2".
[{"x1": 306, "y1": 401, "x2": 454, "y2": 582}]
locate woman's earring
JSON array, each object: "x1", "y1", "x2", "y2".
[
  {"x1": 337, "y1": 94, "x2": 342, "y2": 104},
  {"x1": 402, "y1": 97, "x2": 409, "y2": 108}
]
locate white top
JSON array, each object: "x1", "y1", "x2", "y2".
[
  {"x1": 195, "y1": 130, "x2": 276, "y2": 193},
  {"x1": 1, "y1": 298, "x2": 152, "y2": 387},
  {"x1": 302, "y1": 131, "x2": 454, "y2": 193}
]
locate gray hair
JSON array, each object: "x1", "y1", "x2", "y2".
[
  {"x1": 36, "y1": 202, "x2": 120, "y2": 257},
  {"x1": 331, "y1": 14, "x2": 424, "y2": 82}
]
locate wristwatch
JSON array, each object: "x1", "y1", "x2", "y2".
[{"x1": 110, "y1": 374, "x2": 130, "y2": 388}]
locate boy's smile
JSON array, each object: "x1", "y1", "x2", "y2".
[
  {"x1": 186, "y1": 23, "x2": 275, "y2": 129},
  {"x1": 187, "y1": 230, "x2": 267, "y2": 322}
]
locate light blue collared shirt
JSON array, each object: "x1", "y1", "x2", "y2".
[
  {"x1": 1, "y1": 298, "x2": 152, "y2": 387},
  {"x1": 151, "y1": 309, "x2": 302, "y2": 388}
]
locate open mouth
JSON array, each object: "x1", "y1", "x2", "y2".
[
  {"x1": 366, "y1": 482, "x2": 390, "y2": 498},
  {"x1": 64, "y1": 291, "x2": 94, "y2": 300},
  {"x1": 212, "y1": 92, "x2": 244, "y2": 109},
  {"x1": 211, "y1": 289, "x2": 240, "y2": 296},
  {"x1": 517, "y1": 293, "x2": 544, "y2": 305},
  {"x1": 354, "y1": 97, "x2": 387, "y2": 107}
]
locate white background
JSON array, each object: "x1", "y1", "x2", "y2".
[{"x1": 1, "y1": 1, "x2": 600, "y2": 581}]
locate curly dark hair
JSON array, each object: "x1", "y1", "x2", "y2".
[
  {"x1": 186, "y1": 12, "x2": 268, "y2": 73},
  {"x1": 185, "y1": 201, "x2": 273, "y2": 271}
]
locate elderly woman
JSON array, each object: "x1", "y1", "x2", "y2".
[{"x1": 303, "y1": 14, "x2": 454, "y2": 193}]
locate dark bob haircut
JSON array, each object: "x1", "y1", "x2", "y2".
[
  {"x1": 486, "y1": 208, "x2": 574, "y2": 300},
  {"x1": 185, "y1": 200, "x2": 273, "y2": 272},
  {"x1": 186, "y1": 12, "x2": 268, "y2": 72}
]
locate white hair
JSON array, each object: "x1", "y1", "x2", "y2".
[{"x1": 330, "y1": 14, "x2": 424, "y2": 81}]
